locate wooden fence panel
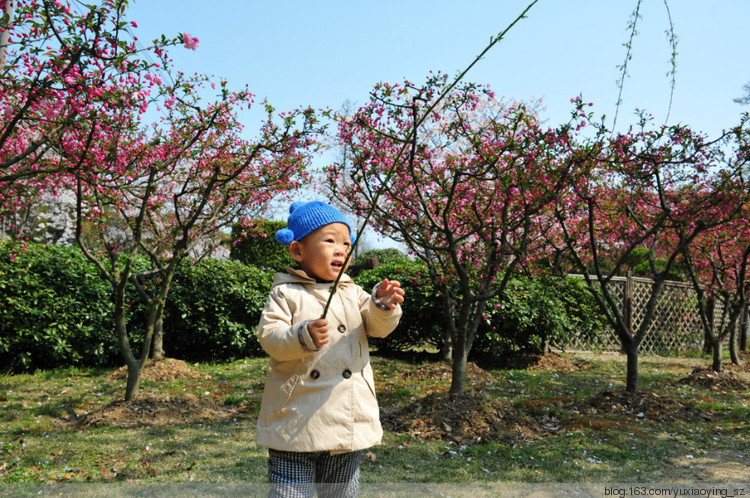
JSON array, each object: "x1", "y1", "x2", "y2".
[{"x1": 562, "y1": 274, "x2": 734, "y2": 355}]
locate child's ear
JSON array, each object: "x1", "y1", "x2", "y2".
[{"x1": 289, "y1": 241, "x2": 304, "y2": 263}]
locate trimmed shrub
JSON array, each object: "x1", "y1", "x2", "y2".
[
  {"x1": 472, "y1": 275, "x2": 607, "y2": 362},
  {"x1": 0, "y1": 241, "x2": 124, "y2": 371},
  {"x1": 355, "y1": 259, "x2": 444, "y2": 352},
  {"x1": 353, "y1": 248, "x2": 409, "y2": 267},
  {"x1": 162, "y1": 258, "x2": 273, "y2": 361},
  {"x1": 230, "y1": 220, "x2": 292, "y2": 272},
  {"x1": 0, "y1": 241, "x2": 275, "y2": 370}
]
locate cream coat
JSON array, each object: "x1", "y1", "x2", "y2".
[{"x1": 256, "y1": 268, "x2": 402, "y2": 453}]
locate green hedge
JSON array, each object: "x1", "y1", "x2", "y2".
[
  {"x1": 355, "y1": 259, "x2": 607, "y2": 362},
  {"x1": 472, "y1": 275, "x2": 607, "y2": 361},
  {"x1": 1, "y1": 241, "x2": 607, "y2": 371},
  {"x1": 355, "y1": 258, "x2": 445, "y2": 352},
  {"x1": 162, "y1": 258, "x2": 272, "y2": 361},
  {"x1": 0, "y1": 242, "x2": 273, "y2": 371},
  {"x1": 0, "y1": 242, "x2": 124, "y2": 371},
  {"x1": 230, "y1": 220, "x2": 292, "y2": 272}
]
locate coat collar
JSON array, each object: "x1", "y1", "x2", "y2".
[{"x1": 273, "y1": 267, "x2": 353, "y2": 288}]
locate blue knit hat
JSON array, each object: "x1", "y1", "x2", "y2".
[{"x1": 275, "y1": 201, "x2": 355, "y2": 245}]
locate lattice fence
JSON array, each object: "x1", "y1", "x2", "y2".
[{"x1": 561, "y1": 274, "x2": 738, "y2": 355}]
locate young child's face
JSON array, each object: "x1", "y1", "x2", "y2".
[{"x1": 289, "y1": 222, "x2": 352, "y2": 281}]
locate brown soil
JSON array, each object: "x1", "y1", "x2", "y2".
[
  {"x1": 571, "y1": 389, "x2": 712, "y2": 422},
  {"x1": 76, "y1": 394, "x2": 249, "y2": 428},
  {"x1": 676, "y1": 367, "x2": 750, "y2": 391},
  {"x1": 486, "y1": 351, "x2": 587, "y2": 371},
  {"x1": 380, "y1": 391, "x2": 545, "y2": 445},
  {"x1": 403, "y1": 361, "x2": 497, "y2": 386},
  {"x1": 384, "y1": 358, "x2": 567, "y2": 445},
  {"x1": 108, "y1": 357, "x2": 204, "y2": 382},
  {"x1": 527, "y1": 352, "x2": 587, "y2": 372},
  {"x1": 59, "y1": 358, "x2": 252, "y2": 429}
]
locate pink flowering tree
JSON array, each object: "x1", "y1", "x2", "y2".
[
  {"x1": 66, "y1": 83, "x2": 320, "y2": 400},
  {"x1": 326, "y1": 74, "x2": 580, "y2": 393},
  {"x1": 0, "y1": 0, "x2": 192, "y2": 241},
  {"x1": 549, "y1": 109, "x2": 749, "y2": 393},
  {"x1": 678, "y1": 123, "x2": 750, "y2": 371},
  {"x1": 2, "y1": 0, "x2": 323, "y2": 400}
]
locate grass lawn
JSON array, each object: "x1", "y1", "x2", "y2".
[{"x1": 1, "y1": 351, "x2": 749, "y2": 487}]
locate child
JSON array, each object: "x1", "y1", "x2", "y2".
[{"x1": 256, "y1": 201, "x2": 405, "y2": 497}]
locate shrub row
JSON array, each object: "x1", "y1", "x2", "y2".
[
  {"x1": 0, "y1": 242, "x2": 272, "y2": 371},
  {"x1": 354, "y1": 256, "x2": 606, "y2": 361},
  {"x1": 0, "y1": 241, "x2": 605, "y2": 371}
]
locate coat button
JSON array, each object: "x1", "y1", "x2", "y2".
[
  {"x1": 310, "y1": 369, "x2": 320, "y2": 379},
  {"x1": 337, "y1": 324, "x2": 346, "y2": 333},
  {"x1": 342, "y1": 369, "x2": 352, "y2": 379}
]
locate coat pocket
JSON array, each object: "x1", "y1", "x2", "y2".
[
  {"x1": 272, "y1": 373, "x2": 300, "y2": 414},
  {"x1": 361, "y1": 370, "x2": 377, "y2": 399}
]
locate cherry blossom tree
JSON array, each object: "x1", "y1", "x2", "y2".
[
  {"x1": 327, "y1": 74, "x2": 579, "y2": 393},
  {"x1": 0, "y1": 0, "x2": 192, "y2": 243},
  {"x1": 2, "y1": 0, "x2": 323, "y2": 400},
  {"x1": 550, "y1": 109, "x2": 749, "y2": 393},
  {"x1": 67, "y1": 89, "x2": 319, "y2": 400},
  {"x1": 678, "y1": 122, "x2": 750, "y2": 371}
]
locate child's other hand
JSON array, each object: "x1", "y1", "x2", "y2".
[
  {"x1": 308, "y1": 319, "x2": 329, "y2": 348},
  {"x1": 376, "y1": 279, "x2": 405, "y2": 309}
]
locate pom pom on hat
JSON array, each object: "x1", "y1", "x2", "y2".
[
  {"x1": 275, "y1": 228, "x2": 295, "y2": 245},
  {"x1": 274, "y1": 201, "x2": 354, "y2": 245}
]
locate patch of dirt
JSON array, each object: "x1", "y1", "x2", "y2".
[
  {"x1": 724, "y1": 355, "x2": 750, "y2": 373},
  {"x1": 570, "y1": 389, "x2": 712, "y2": 422},
  {"x1": 54, "y1": 358, "x2": 252, "y2": 429},
  {"x1": 403, "y1": 353, "x2": 584, "y2": 386},
  {"x1": 380, "y1": 362, "x2": 548, "y2": 444},
  {"x1": 676, "y1": 367, "x2": 750, "y2": 391},
  {"x1": 404, "y1": 361, "x2": 497, "y2": 386},
  {"x1": 108, "y1": 358, "x2": 204, "y2": 382},
  {"x1": 671, "y1": 450, "x2": 750, "y2": 482},
  {"x1": 483, "y1": 351, "x2": 587, "y2": 371},
  {"x1": 380, "y1": 391, "x2": 545, "y2": 445},
  {"x1": 75, "y1": 394, "x2": 249, "y2": 428},
  {"x1": 528, "y1": 352, "x2": 587, "y2": 372}
]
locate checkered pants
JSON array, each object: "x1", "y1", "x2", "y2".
[{"x1": 267, "y1": 449, "x2": 363, "y2": 498}]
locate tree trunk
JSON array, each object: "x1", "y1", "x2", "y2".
[
  {"x1": 702, "y1": 327, "x2": 713, "y2": 355},
  {"x1": 708, "y1": 298, "x2": 722, "y2": 373},
  {"x1": 125, "y1": 362, "x2": 144, "y2": 401},
  {"x1": 729, "y1": 317, "x2": 739, "y2": 365},
  {"x1": 449, "y1": 328, "x2": 468, "y2": 394},
  {"x1": 149, "y1": 266, "x2": 177, "y2": 361},
  {"x1": 0, "y1": 0, "x2": 15, "y2": 67},
  {"x1": 151, "y1": 312, "x2": 165, "y2": 360},
  {"x1": 711, "y1": 337, "x2": 723, "y2": 373},
  {"x1": 441, "y1": 330, "x2": 452, "y2": 362},
  {"x1": 114, "y1": 288, "x2": 145, "y2": 401},
  {"x1": 624, "y1": 340, "x2": 639, "y2": 394},
  {"x1": 740, "y1": 304, "x2": 748, "y2": 353}
]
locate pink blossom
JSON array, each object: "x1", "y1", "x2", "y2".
[{"x1": 182, "y1": 33, "x2": 199, "y2": 51}]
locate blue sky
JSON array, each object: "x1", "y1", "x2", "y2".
[
  {"x1": 125, "y1": 1, "x2": 750, "y2": 247},
  {"x1": 127, "y1": 0, "x2": 749, "y2": 138}
]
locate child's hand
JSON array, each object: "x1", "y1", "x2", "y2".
[
  {"x1": 376, "y1": 279, "x2": 405, "y2": 309},
  {"x1": 308, "y1": 319, "x2": 330, "y2": 348}
]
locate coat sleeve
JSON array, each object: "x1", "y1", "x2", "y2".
[
  {"x1": 359, "y1": 284, "x2": 403, "y2": 339},
  {"x1": 257, "y1": 286, "x2": 317, "y2": 362}
]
